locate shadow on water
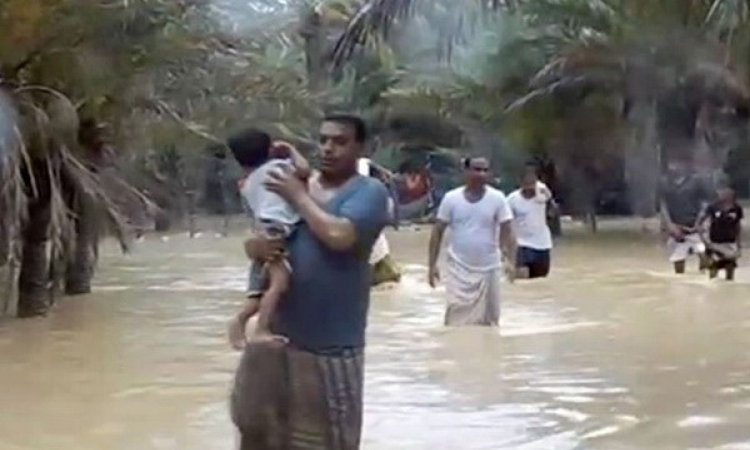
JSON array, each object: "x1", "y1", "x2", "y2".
[{"x1": 2, "y1": 227, "x2": 750, "y2": 449}]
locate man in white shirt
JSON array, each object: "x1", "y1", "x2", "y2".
[
  {"x1": 427, "y1": 156, "x2": 516, "y2": 326},
  {"x1": 507, "y1": 165, "x2": 555, "y2": 279}
]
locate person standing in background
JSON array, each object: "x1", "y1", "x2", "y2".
[
  {"x1": 700, "y1": 185, "x2": 743, "y2": 280},
  {"x1": 507, "y1": 165, "x2": 555, "y2": 279},
  {"x1": 660, "y1": 155, "x2": 714, "y2": 274},
  {"x1": 427, "y1": 156, "x2": 516, "y2": 326}
]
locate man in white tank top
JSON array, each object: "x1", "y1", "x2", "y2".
[{"x1": 427, "y1": 156, "x2": 517, "y2": 326}]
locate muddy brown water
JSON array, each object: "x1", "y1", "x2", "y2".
[{"x1": 2, "y1": 224, "x2": 750, "y2": 450}]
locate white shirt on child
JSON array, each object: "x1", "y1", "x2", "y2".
[{"x1": 240, "y1": 159, "x2": 300, "y2": 231}]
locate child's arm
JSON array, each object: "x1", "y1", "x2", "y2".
[{"x1": 696, "y1": 203, "x2": 714, "y2": 234}]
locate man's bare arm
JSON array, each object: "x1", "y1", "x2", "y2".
[
  {"x1": 370, "y1": 161, "x2": 393, "y2": 181},
  {"x1": 737, "y1": 222, "x2": 743, "y2": 248},
  {"x1": 247, "y1": 196, "x2": 358, "y2": 254},
  {"x1": 290, "y1": 151, "x2": 311, "y2": 180},
  {"x1": 294, "y1": 194, "x2": 357, "y2": 251},
  {"x1": 697, "y1": 203, "x2": 712, "y2": 230},
  {"x1": 429, "y1": 221, "x2": 448, "y2": 269},
  {"x1": 660, "y1": 199, "x2": 672, "y2": 225},
  {"x1": 499, "y1": 220, "x2": 517, "y2": 266},
  {"x1": 693, "y1": 202, "x2": 709, "y2": 231},
  {"x1": 660, "y1": 199, "x2": 681, "y2": 233}
]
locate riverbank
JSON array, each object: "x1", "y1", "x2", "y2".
[{"x1": 159, "y1": 209, "x2": 750, "y2": 242}]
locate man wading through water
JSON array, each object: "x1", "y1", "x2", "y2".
[
  {"x1": 659, "y1": 155, "x2": 714, "y2": 274},
  {"x1": 427, "y1": 156, "x2": 517, "y2": 326},
  {"x1": 231, "y1": 115, "x2": 389, "y2": 450},
  {"x1": 507, "y1": 164, "x2": 556, "y2": 279}
]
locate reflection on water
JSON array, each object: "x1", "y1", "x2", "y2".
[{"x1": 2, "y1": 227, "x2": 750, "y2": 450}]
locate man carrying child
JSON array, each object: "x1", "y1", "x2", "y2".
[{"x1": 228, "y1": 115, "x2": 390, "y2": 450}]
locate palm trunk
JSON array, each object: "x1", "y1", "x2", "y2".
[
  {"x1": 560, "y1": 161, "x2": 599, "y2": 233},
  {"x1": 0, "y1": 236, "x2": 21, "y2": 317},
  {"x1": 18, "y1": 198, "x2": 52, "y2": 318},
  {"x1": 186, "y1": 189, "x2": 198, "y2": 238},
  {"x1": 64, "y1": 196, "x2": 98, "y2": 295},
  {"x1": 624, "y1": 100, "x2": 660, "y2": 218},
  {"x1": 300, "y1": 8, "x2": 327, "y2": 94}
]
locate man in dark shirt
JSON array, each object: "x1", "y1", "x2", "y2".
[
  {"x1": 231, "y1": 115, "x2": 389, "y2": 450},
  {"x1": 701, "y1": 186, "x2": 743, "y2": 280},
  {"x1": 659, "y1": 155, "x2": 713, "y2": 274}
]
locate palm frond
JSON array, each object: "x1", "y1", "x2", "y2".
[
  {"x1": 58, "y1": 146, "x2": 141, "y2": 253},
  {"x1": 331, "y1": 0, "x2": 419, "y2": 67},
  {"x1": 146, "y1": 99, "x2": 222, "y2": 144},
  {"x1": 0, "y1": 123, "x2": 27, "y2": 267}
]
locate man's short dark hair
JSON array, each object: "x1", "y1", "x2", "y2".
[
  {"x1": 226, "y1": 128, "x2": 271, "y2": 169},
  {"x1": 323, "y1": 114, "x2": 367, "y2": 143},
  {"x1": 522, "y1": 162, "x2": 539, "y2": 178}
]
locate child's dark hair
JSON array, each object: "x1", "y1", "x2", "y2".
[{"x1": 227, "y1": 128, "x2": 271, "y2": 169}]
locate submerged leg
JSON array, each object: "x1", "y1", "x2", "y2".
[
  {"x1": 251, "y1": 262, "x2": 290, "y2": 346},
  {"x1": 726, "y1": 264, "x2": 736, "y2": 281}
]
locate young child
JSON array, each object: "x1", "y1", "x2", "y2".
[
  {"x1": 226, "y1": 129, "x2": 310, "y2": 349},
  {"x1": 701, "y1": 186, "x2": 743, "y2": 280}
]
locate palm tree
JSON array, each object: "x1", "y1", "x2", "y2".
[
  {"x1": 331, "y1": 0, "x2": 750, "y2": 219},
  {"x1": 0, "y1": 0, "x2": 258, "y2": 316},
  {"x1": 1, "y1": 0, "x2": 372, "y2": 317}
]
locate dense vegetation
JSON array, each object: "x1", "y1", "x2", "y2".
[{"x1": 1, "y1": 0, "x2": 750, "y2": 317}]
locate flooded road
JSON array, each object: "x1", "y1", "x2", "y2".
[{"x1": 2, "y1": 226, "x2": 750, "y2": 450}]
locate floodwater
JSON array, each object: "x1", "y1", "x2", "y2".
[{"x1": 2, "y1": 224, "x2": 750, "y2": 450}]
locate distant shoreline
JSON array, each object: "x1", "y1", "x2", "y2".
[{"x1": 131, "y1": 207, "x2": 750, "y2": 240}]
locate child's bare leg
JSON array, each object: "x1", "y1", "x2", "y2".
[
  {"x1": 251, "y1": 261, "x2": 290, "y2": 345},
  {"x1": 228, "y1": 297, "x2": 260, "y2": 350}
]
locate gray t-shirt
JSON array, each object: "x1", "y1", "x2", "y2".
[
  {"x1": 659, "y1": 174, "x2": 713, "y2": 227},
  {"x1": 240, "y1": 159, "x2": 300, "y2": 234},
  {"x1": 273, "y1": 175, "x2": 390, "y2": 352}
]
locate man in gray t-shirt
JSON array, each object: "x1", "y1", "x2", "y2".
[{"x1": 659, "y1": 156, "x2": 714, "y2": 274}]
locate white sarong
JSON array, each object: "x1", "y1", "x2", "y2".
[
  {"x1": 667, "y1": 233, "x2": 706, "y2": 263},
  {"x1": 443, "y1": 250, "x2": 502, "y2": 326}
]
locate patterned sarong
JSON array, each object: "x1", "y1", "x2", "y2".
[{"x1": 231, "y1": 344, "x2": 364, "y2": 450}]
